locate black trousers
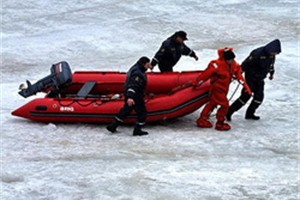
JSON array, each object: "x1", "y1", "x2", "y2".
[
  {"x1": 229, "y1": 76, "x2": 265, "y2": 115},
  {"x1": 158, "y1": 64, "x2": 173, "y2": 72},
  {"x1": 116, "y1": 96, "x2": 147, "y2": 124},
  {"x1": 242, "y1": 76, "x2": 265, "y2": 103}
]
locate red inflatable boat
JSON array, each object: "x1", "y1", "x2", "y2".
[{"x1": 12, "y1": 62, "x2": 210, "y2": 123}]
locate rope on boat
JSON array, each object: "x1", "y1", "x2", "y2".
[
  {"x1": 228, "y1": 81, "x2": 241, "y2": 102},
  {"x1": 57, "y1": 98, "x2": 103, "y2": 107}
]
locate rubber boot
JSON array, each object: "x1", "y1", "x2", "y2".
[
  {"x1": 106, "y1": 120, "x2": 121, "y2": 133},
  {"x1": 245, "y1": 101, "x2": 261, "y2": 120},
  {"x1": 133, "y1": 124, "x2": 148, "y2": 136},
  {"x1": 215, "y1": 121, "x2": 231, "y2": 131},
  {"x1": 226, "y1": 99, "x2": 245, "y2": 121}
]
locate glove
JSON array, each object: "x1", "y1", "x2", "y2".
[
  {"x1": 190, "y1": 51, "x2": 199, "y2": 61},
  {"x1": 150, "y1": 59, "x2": 157, "y2": 67},
  {"x1": 243, "y1": 83, "x2": 252, "y2": 95},
  {"x1": 269, "y1": 74, "x2": 274, "y2": 80}
]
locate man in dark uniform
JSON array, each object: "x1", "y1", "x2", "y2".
[
  {"x1": 226, "y1": 39, "x2": 281, "y2": 121},
  {"x1": 151, "y1": 31, "x2": 199, "y2": 72},
  {"x1": 106, "y1": 56, "x2": 153, "y2": 136}
]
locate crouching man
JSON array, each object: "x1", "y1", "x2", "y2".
[
  {"x1": 106, "y1": 56, "x2": 153, "y2": 136},
  {"x1": 193, "y1": 48, "x2": 251, "y2": 131}
]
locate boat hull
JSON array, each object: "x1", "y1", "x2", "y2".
[{"x1": 12, "y1": 71, "x2": 210, "y2": 123}]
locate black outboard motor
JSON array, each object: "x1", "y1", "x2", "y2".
[{"x1": 19, "y1": 61, "x2": 72, "y2": 98}]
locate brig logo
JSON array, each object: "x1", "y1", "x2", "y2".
[{"x1": 60, "y1": 106, "x2": 74, "y2": 112}]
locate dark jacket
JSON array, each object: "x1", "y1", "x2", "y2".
[
  {"x1": 151, "y1": 34, "x2": 197, "y2": 72},
  {"x1": 242, "y1": 39, "x2": 281, "y2": 81},
  {"x1": 124, "y1": 61, "x2": 147, "y2": 99}
]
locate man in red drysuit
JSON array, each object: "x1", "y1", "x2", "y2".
[{"x1": 193, "y1": 48, "x2": 252, "y2": 131}]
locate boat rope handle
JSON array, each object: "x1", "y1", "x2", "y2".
[
  {"x1": 57, "y1": 98, "x2": 103, "y2": 107},
  {"x1": 168, "y1": 81, "x2": 193, "y2": 95},
  {"x1": 228, "y1": 81, "x2": 241, "y2": 102},
  {"x1": 56, "y1": 93, "x2": 125, "y2": 107}
]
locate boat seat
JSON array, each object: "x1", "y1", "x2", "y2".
[{"x1": 77, "y1": 81, "x2": 96, "y2": 98}]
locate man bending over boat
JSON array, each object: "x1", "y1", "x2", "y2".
[
  {"x1": 192, "y1": 48, "x2": 252, "y2": 131},
  {"x1": 106, "y1": 56, "x2": 153, "y2": 136},
  {"x1": 150, "y1": 31, "x2": 198, "y2": 72}
]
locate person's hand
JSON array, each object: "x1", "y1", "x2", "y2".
[
  {"x1": 190, "y1": 51, "x2": 198, "y2": 61},
  {"x1": 127, "y1": 98, "x2": 135, "y2": 106},
  {"x1": 269, "y1": 74, "x2": 274, "y2": 80},
  {"x1": 244, "y1": 83, "x2": 252, "y2": 95}
]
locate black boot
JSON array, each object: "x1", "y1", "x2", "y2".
[
  {"x1": 106, "y1": 120, "x2": 121, "y2": 133},
  {"x1": 226, "y1": 99, "x2": 245, "y2": 121},
  {"x1": 245, "y1": 100, "x2": 261, "y2": 120},
  {"x1": 245, "y1": 114, "x2": 260, "y2": 120},
  {"x1": 133, "y1": 124, "x2": 148, "y2": 136}
]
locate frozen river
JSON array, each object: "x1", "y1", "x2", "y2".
[{"x1": 1, "y1": 0, "x2": 299, "y2": 199}]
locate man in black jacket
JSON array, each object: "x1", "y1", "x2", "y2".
[
  {"x1": 106, "y1": 56, "x2": 152, "y2": 136},
  {"x1": 151, "y1": 31, "x2": 198, "y2": 72},
  {"x1": 226, "y1": 39, "x2": 281, "y2": 121}
]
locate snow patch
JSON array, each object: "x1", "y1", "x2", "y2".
[{"x1": 1, "y1": 173, "x2": 25, "y2": 183}]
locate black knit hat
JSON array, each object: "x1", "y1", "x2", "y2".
[
  {"x1": 223, "y1": 49, "x2": 236, "y2": 60},
  {"x1": 175, "y1": 31, "x2": 188, "y2": 40}
]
